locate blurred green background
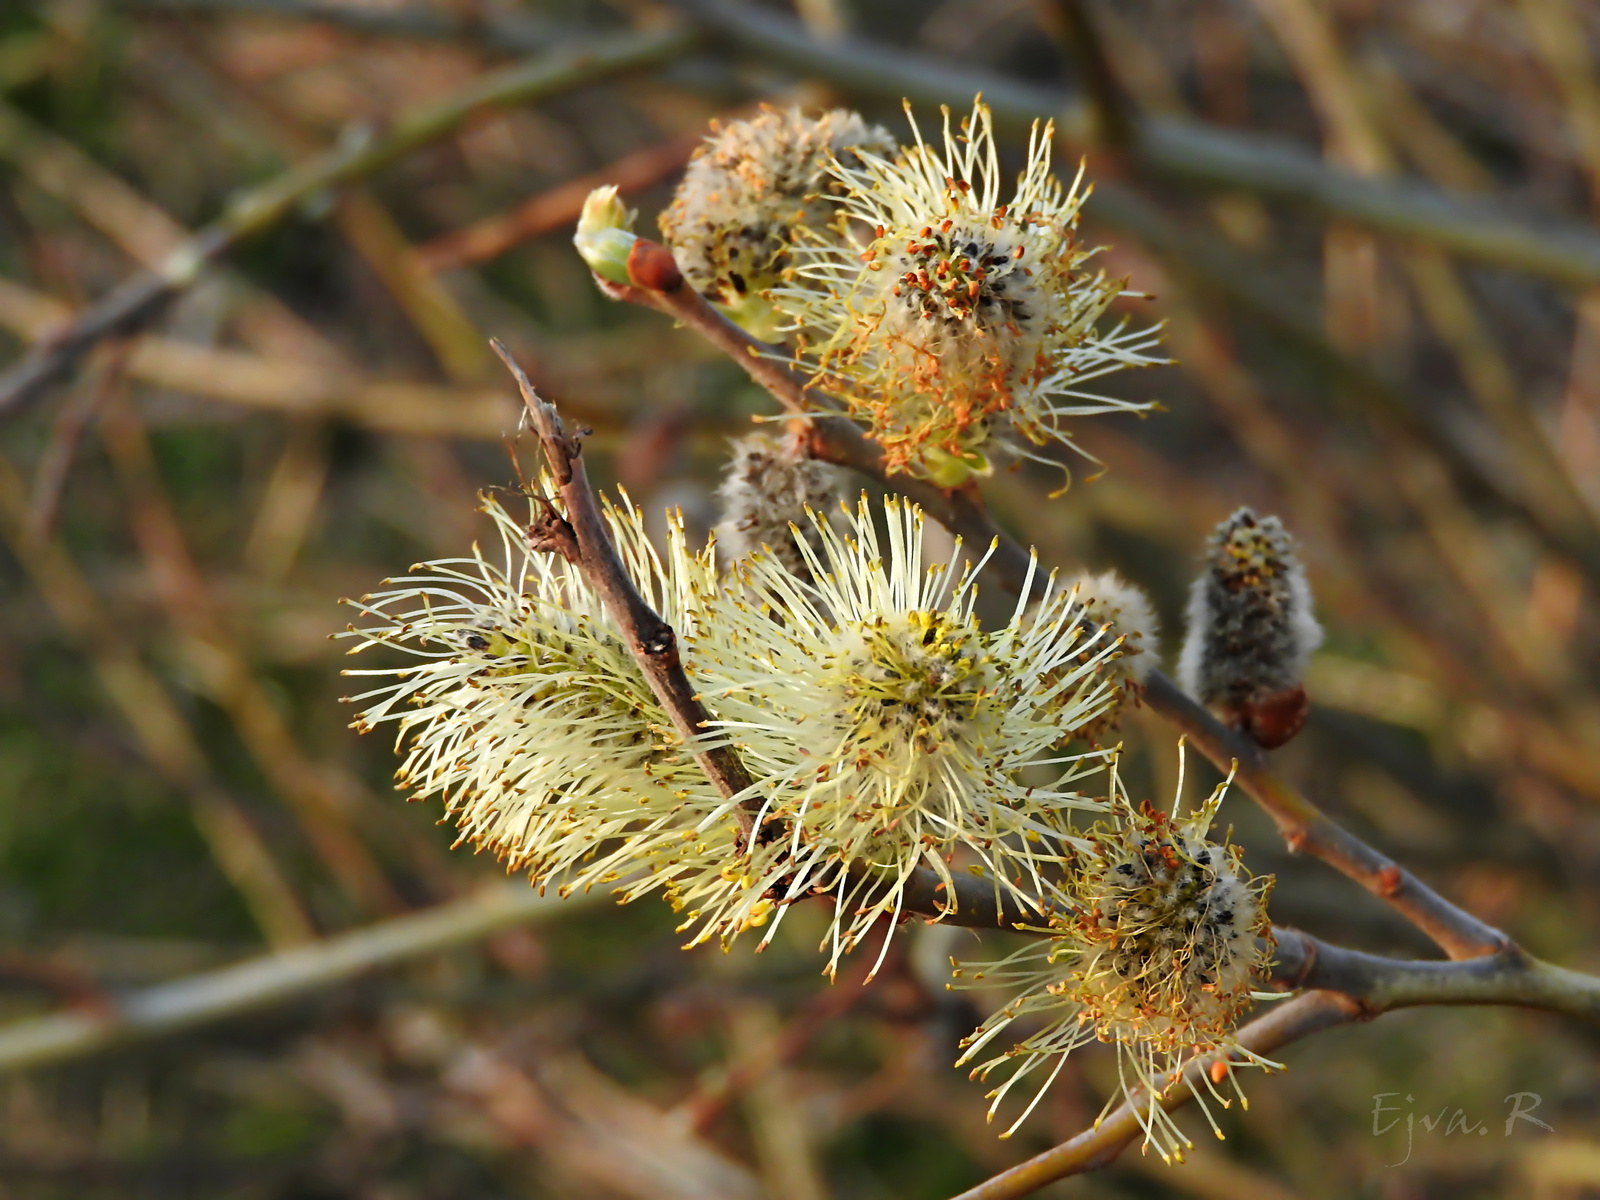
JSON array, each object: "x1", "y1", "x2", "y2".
[{"x1": 0, "y1": 0, "x2": 1597, "y2": 1196}]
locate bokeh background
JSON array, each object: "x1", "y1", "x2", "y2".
[{"x1": 1, "y1": 0, "x2": 1598, "y2": 1196}]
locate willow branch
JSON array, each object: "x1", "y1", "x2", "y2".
[
  {"x1": 601, "y1": 255, "x2": 1512, "y2": 961},
  {"x1": 0, "y1": 884, "x2": 593, "y2": 1076},
  {"x1": 0, "y1": 25, "x2": 694, "y2": 415},
  {"x1": 1142, "y1": 671, "x2": 1510, "y2": 960},
  {"x1": 1270, "y1": 928, "x2": 1600, "y2": 1023},
  {"x1": 948, "y1": 990, "x2": 1361, "y2": 1200},
  {"x1": 492, "y1": 341, "x2": 761, "y2": 839}
]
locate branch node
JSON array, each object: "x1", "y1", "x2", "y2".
[
  {"x1": 526, "y1": 494, "x2": 580, "y2": 563},
  {"x1": 640, "y1": 621, "x2": 678, "y2": 661}
]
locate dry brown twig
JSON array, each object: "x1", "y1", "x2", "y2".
[
  {"x1": 0, "y1": 26, "x2": 693, "y2": 416},
  {"x1": 418, "y1": 134, "x2": 703, "y2": 273},
  {"x1": 594, "y1": 242, "x2": 1504, "y2": 957},
  {"x1": 491, "y1": 339, "x2": 764, "y2": 847},
  {"x1": 99, "y1": 392, "x2": 403, "y2": 917}
]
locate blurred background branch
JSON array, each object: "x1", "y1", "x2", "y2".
[{"x1": 1, "y1": 0, "x2": 1598, "y2": 1197}]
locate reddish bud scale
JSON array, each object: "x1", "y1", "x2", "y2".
[
  {"x1": 627, "y1": 239, "x2": 684, "y2": 292},
  {"x1": 1238, "y1": 684, "x2": 1310, "y2": 749}
]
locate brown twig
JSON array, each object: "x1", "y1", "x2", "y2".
[
  {"x1": 417, "y1": 133, "x2": 703, "y2": 273},
  {"x1": 24, "y1": 340, "x2": 134, "y2": 542},
  {"x1": 598, "y1": 259, "x2": 1039, "y2": 590},
  {"x1": 648, "y1": 1, "x2": 1600, "y2": 584},
  {"x1": 491, "y1": 340, "x2": 764, "y2": 844},
  {"x1": 946, "y1": 990, "x2": 1361, "y2": 1200},
  {"x1": 0, "y1": 26, "x2": 694, "y2": 416},
  {"x1": 1140, "y1": 670, "x2": 1509, "y2": 960},
  {"x1": 600, "y1": 243, "x2": 1510, "y2": 963}
]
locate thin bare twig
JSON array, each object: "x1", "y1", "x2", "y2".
[
  {"x1": 946, "y1": 991, "x2": 1361, "y2": 1200},
  {"x1": 678, "y1": 944, "x2": 883, "y2": 1134},
  {"x1": 0, "y1": 885, "x2": 593, "y2": 1075},
  {"x1": 0, "y1": 26, "x2": 694, "y2": 415},
  {"x1": 599, "y1": 247, "x2": 1509, "y2": 962},
  {"x1": 492, "y1": 341, "x2": 764, "y2": 841},
  {"x1": 24, "y1": 341, "x2": 133, "y2": 542}
]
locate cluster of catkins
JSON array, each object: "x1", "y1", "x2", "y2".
[
  {"x1": 346, "y1": 102, "x2": 1329, "y2": 1161},
  {"x1": 579, "y1": 100, "x2": 1166, "y2": 487},
  {"x1": 345, "y1": 477, "x2": 1139, "y2": 967}
]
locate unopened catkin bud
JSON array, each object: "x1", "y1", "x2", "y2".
[
  {"x1": 1070, "y1": 570, "x2": 1160, "y2": 685},
  {"x1": 659, "y1": 106, "x2": 895, "y2": 337},
  {"x1": 714, "y1": 432, "x2": 846, "y2": 578},
  {"x1": 1058, "y1": 571, "x2": 1160, "y2": 743},
  {"x1": 1177, "y1": 508, "x2": 1323, "y2": 747},
  {"x1": 573, "y1": 185, "x2": 638, "y2": 286}
]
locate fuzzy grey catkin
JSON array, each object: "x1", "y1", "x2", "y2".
[
  {"x1": 657, "y1": 107, "x2": 895, "y2": 335},
  {"x1": 713, "y1": 432, "x2": 847, "y2": 577},
  {"x1": 1177, "y1": 508, "x2": 1322, "y2": 745},
  {"x1": 1069, "y1": 570, "x2": 1161, "y2": 685},
  {"x1": 1057, "y1": 570, "x2": 1161, "y2": 743}
]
